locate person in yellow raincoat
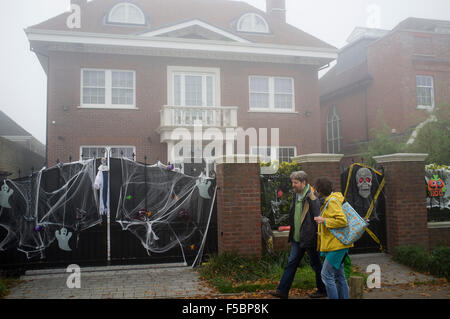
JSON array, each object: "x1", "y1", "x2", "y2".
[{"x1": 314, "y1": 177, "x2": 353, "y2": 299}]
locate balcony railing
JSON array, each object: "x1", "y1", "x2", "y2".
[{"x1": 160, "y1": 105, "x2": 238, "y2": 128}]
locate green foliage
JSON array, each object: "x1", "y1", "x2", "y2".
[
  {"x1": 393, "y1": 245, "x2": 450, "y2": 280},
  {"x1": 260, "y1": 161, "x2": 302, "y2": 229},
  {"x1": 0, "y1": 276, "x2": 19, "y2": 298},
  {"x1": 198, "y1": 251, "x2": 314, "y2": 293},
  {"x1": 359, "y1": 111, "x2": 405, "y2": 166},
  {"x1": 426, "y1": 163, "x2": 450, "y2": 170},
  {"x1": 406, "y1": 104, "x2": 450, "y2": 165},
  {"x1": 429, "y1": 246, "x2": 450, "y2": 279}
]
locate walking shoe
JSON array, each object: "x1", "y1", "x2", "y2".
[
  {"x1": 309, "y1": 290, "x2": 327, "y2": 298},
  {"x1": 269, "y1": 291, "x2": 288, "y2": 299}
]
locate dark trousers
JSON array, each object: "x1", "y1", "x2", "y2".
[{"x1": 277, "y1": 242, "x2": 326, "y2": 295}]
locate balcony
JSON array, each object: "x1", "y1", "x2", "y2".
[{"x1": 158, "y1": 105, "x2": 238, "y2": 143}]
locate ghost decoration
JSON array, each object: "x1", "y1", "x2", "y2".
[
  {"x1": 55, "y1": 227, "x2": 72, "y2": 251},
  {"x1": 0, "y1": 182, "x2": 13, "y2": 209},
  {"x1": 196, "y1": 179, "x2": 211, "y2": 199},
  {"x1": 356, "y1": 167, "x2": 372, "y2": 198}
]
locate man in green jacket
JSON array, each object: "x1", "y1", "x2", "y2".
[{"x1": 270, "y1": 171, "x2": 327, "y2": 299}]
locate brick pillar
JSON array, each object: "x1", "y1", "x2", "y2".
[
  {"x1": 215, "y1": 155, "x2": 262, "y2": 258},
  {"x1": 292, "y1": 153, "x2": 344, "y2": 192},
  {"x1": 373, "y1": 153, "x2": 429, "y2": 253}
]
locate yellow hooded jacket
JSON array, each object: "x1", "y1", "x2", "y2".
[{"x1": 317, "y1": 192, "x2": 354, "y2": 252}]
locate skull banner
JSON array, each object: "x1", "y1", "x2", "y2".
[{"x1": 341, "y1": 163, "x2": 386, "y2": 252}]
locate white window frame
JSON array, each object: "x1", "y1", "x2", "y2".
[
  {"x1": 248, "y1": 76, "x2": 295, "y2": 112},
  {"x1": 237, "y1": 13, "x2": 270, "y2": 34},
  {"x1": 326, "y1": 106, "x2": 342, "y2": 154},
  {"x1": 167, "y1": 66, "x2": 221, "y2": 107},
  {"x1": 416, "y1": 75, "x2": 435, "y2": 110},
  {"x1": 80, "y1": 145, "x2": 136, "y2": 162},
  {"x1": 107, "y1": 2, "x2": 146, "y2": 26},
  {"x1": 80, "y1": 69, "x2": 136, "y2": 109},
  {"x1": 251, "y1": 146, "x2": 297, "y2": 163},
  {"x1": 278, "y1": 146, "x2": 297, "y2": 163}
]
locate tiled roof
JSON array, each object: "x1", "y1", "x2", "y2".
[
  {"x1": 29, "y1": 0, "x2": 335, "y2": 50},
  {"x1": 0, "y1": 111, "x2": 31, "y2": 137}
]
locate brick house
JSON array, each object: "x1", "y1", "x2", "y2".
[
  {"x1": 26, "y1": 0, "x2": 337, "y2": 175},
  {"x1": 319, "y1": 17, "x2": 450, "y2": 164}
]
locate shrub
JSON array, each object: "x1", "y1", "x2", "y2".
[
  {"x1": 393, "y1": 245, "x2": 450, "y2": 280},
  {"x1": 260, "y1": 161, "x2": 302, "y2": 229},
  {"x1": 429, "y1": 246, "x2": 450, "y2": 279},
  {"x1": 198, "y1": 251, "x2": 312, "y2": 293}
]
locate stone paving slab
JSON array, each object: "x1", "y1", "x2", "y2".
[
  {"x1": 350, "y1": 253, "x2": 435, "y2": 285},
  {"x1": 5, "y1": 264, "x2": 214, "y2": 299}
]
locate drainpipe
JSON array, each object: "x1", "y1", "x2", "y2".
[{"x1": 30, "y1": 47, "x2": 49, "y2": 168}]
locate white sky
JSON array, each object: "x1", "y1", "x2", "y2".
[{"x1": 0, "y1": 0, "x2": 449, "y2": 144}]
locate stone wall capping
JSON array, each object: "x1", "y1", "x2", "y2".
[
  {"x1": 373, "y1": 153, "x2": 428, "y2": 163},
  {"x1": 292, "y1": 153, "x2": 344, "y2": 163},
  {"x1": 214, "y1": 154, "x2": 261, "y2": 165}
]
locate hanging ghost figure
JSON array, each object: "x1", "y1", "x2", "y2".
[
  {"x1": 55, "y1": 227, "x2": 72, "y2": 251},
  {"x1": 196, "y1": 179, "x2": 211, "y2": 199},
  {"x1": 0, "y1": 182, "x2": 13, "y2": 209},
  {"x1": 356, "y1": 167, "x2": 372, "y2": 199}
]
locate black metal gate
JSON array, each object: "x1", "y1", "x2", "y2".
[
  {"x1": 341, "y1": 163, "x2": 387, "y2": 254},
  {"x1": 0, "y1": 158, "x2": 217, "y2": 273},
  {"x1": 108, "y1": 158, "x2": 217, "y2": 266}
]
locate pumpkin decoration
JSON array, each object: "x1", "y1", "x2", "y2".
[
  {"x1": 277, "y1": 190, "x2": 283, "y2": 199},
  {"x1": 428, "y1": 175, "x2": 446, "y2": 197}
]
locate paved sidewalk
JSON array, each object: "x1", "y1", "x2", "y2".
[
  {"x1": 4, "y1": 253, "x2": 449, "y2": 299},
  {"x1": 350, "y1": 253, "x2": 435, "y2": 285},
  {"x1": 350, "y1": 253, "x2": 449, "y2": 299},
  {"x1": 5, "y1": 263, "x2": 215, "y2": 299}
]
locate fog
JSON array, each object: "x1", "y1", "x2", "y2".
[{"x1": 1, "y1": 0, "x2": 449, "y2": 144}]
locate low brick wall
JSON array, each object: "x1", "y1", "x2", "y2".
[
  {"x1": 374, "y1": 154, "x2": 429, "y2": 253},
  {"x1": 272, "y1": 231, "x2": 290, "y2": 252},
  {"x1": 428, "y1": 222, "x2": 450, "y2": 249},
  {"x1": 292, "y1": 154, "x2": 344, "y2": 192}
]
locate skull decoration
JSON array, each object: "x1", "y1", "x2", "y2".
[{"x1": 356, "y1": 167, "x2": 372, "y2": 198}]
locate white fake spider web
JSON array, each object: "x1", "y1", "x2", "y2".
[
  {"x1": 0, "y1": 159, "x2": 100, "y2": 259},
  {"x1": 115, "y1": 158, "x2": 216, "y2": 267}
]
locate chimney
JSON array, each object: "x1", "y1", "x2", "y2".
[
  {"x1": 266, "y1": 0, "x2": 286, "y2": 23},
  {"x1": 71, "y1": 0, "x2": 87, "y2": 6}
]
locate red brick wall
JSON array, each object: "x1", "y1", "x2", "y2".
[
  {"x1": 300, "y1": 161, "x2": 342, "y2": 193},
  {"x1": 378, "y1": 161, "x2": 429, "y2": 253},
  {"x1": 320, "y1": 90, "x2": 367, "y2": 154},
  {"x1": 215, "y1": 162, "x2": 262, "y2": 257},
  {"x1": 47, "y1": 51, "x2": 322, "y2": 164}
]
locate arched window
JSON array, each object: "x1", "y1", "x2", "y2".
[
  {"x1": 237, "y1": 13, "x2": 269, "y2": 33},
  {"x1": 327, "y1": 106, "x2": 342, "y2": 154},
  {"x1": 107, "y1": 2, "x2": 146, "y2": 25}
]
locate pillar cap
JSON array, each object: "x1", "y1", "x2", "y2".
[
  {"x1": 214, "y1": 154, "x2": 260, "y2": 165},
  {"x1": 292, "y1": 153, "x2": 344, "y2": 163},
  {"x1": 373, "y1": 153, "x2": 428, "y2": 164}
]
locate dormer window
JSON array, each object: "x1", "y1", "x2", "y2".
[
  {"x1": 107, "y1": 2, "x2": 146, "y2": 25},
  {"x1": 237, "y1": 13, "x2": 269, "y2": 33}
]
